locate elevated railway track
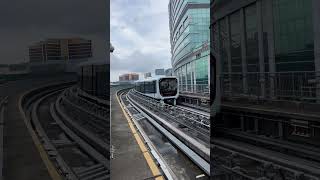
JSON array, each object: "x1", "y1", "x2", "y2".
[
  {"x1": 20, "y1": 83, "x2": 109, "y2": 180},
  {"x1": 117, "y1": 88, "x2": 210, "y2": 179}
]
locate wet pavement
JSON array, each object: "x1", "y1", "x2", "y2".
[{"x1": 110, "y1": 86, "x2": 154, "y2": 180}]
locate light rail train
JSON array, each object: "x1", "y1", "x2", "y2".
[{"x1": 134, "y1": 76, "x2": 179, "y2": 105}]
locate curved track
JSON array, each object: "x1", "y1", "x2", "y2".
[
  {"x1": 21, "y1": 84, "x2": 109, "y2": 180},
  {"x1": 117, "y1": 88, "x2": 209, "y2": 179}
]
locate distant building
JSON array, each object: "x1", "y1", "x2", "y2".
[
  {"x1": 165, "y1": 68, "x2": 173, "y2": 76},
  {"x1": 144, "y1": 72, "x2": 152, "y2": 79},
  {"x1": 119, "y1": 73, "x2": 139, "y2": 82},
  {"x1": 29, "y1": 38, "x2": 92, "y2": 62},
  {"x1": 155, "y1": 69, "x2": 165, "y2": 76},
  {"x1": 28, "y1": 38, "x2": 92, "y2": 74}
]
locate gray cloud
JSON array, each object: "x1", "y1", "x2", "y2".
[
  {"x1": 110, "y1": 51, "x2": 172, "y2": 82},
  {"x1": 110, "y1": 0, "x2": 171, "y2": 81},
  {"x1": 111, "y1": 51, "x2": 171, "y2": 72}
]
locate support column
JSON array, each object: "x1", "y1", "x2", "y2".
[
  {"x1": 240, "y1": 8, "x2": 248, "y2": 94},
  {"x1": 193, "y1": 61, "x2": 197, "y2": 92},
  {"x1": 191, "y1": 62, "x2": 194, "y2": 93},
  {"x1": 278, "y1": 121, "x2": 283, "y2": 139},
  {"x1": 254, "y1": 119, "x2": 259, "y2": 134},
  {"x1": 226, "y1": 16, "x2": 233, "y2": 95},
  {"x1": 216, "y1": 22, "x2": 222, "y2": 95},
  {"x1": 0, "y1": 106, "x2": 3, "y2": 178},
  {"x1": 257, "y1": 0, "x2": 266, "y2": 98},
  {"x1": 208, "y1": 54, "x2": 210, "y2": 82},
  {"x1": 214, "y1": 23, "x2": 222, "y2": 115},
  {"x1": 240, "y1": 115, "x2": 245, "y2": 131},
  {"x1": 313, "y1": 0, "x2": 320, "y2": 102},
  {"x1": 265, "y1": 0, "x2": 276, "y2": 99},
  {"x1": 185, "y1": 65, "x2": 188, "y2": 92}
]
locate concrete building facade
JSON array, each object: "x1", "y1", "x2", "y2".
[
  {"x1": 155, "y1": 69, "x2": 165, "y2": 76},
  {"x1": 144, "y1": 72, "x2": 152, "y2": 79},
  {"x1": 29, "y1": 38, "x2": 92, "y2": 62},
  {"x1": 119, "y1": 73, "x2": 139, "y2": 82}
]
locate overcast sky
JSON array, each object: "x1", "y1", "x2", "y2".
[
  {"x1": 110, "y1": 0, "x2": 172, "y2": 81},
  {"x1": 0, "y1": 0, "x2": 108, "y2": 65}
]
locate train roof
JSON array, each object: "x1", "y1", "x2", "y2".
[{"x1": 135, "y1": 76, "x2": 177, "y2": 83}]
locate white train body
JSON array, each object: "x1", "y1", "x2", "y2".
[{"x1": 134, "y1": 76, "x2": 179, "y2": 105}]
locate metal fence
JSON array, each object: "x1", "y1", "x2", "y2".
[
  {"x1": 179, "y1": 84, "x2": 210, "y2": 95},
  {"x1": 178, "y1": 71, "x2": 320, "y2": 102},
  {"x1": 220, "y1": 71, "x2": 319, "y2": 102}
]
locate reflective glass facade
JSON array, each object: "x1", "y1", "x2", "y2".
[
  {"x1": 169, "y1": 0, "x2": 210, "y2": 93},
  {"x1": 273, "y1": 0, "x2": 314, "y2": 71},
  {"x1": 211, "y1": 0, "x2": 317, "y2": 99}
]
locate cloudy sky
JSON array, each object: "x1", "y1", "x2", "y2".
[
  {"x1": 0, "y1": 0, "x2": 108, "y2": 65},
  {"x1": 110, "y1": 0, "x2": 172, "y2": 81}
]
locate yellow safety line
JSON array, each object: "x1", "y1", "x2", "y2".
[
  {"x1": 116, "y1": 91, "x2": 164, "y2": 180},
  {"x1": 18, "y1": 90, "x2": 62, "y2": 180}
]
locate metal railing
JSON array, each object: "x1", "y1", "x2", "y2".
[
  {"x1": 220, "y1": 71, "x2": 319, "y2": 102},
  {"x1": 179, "y1": 84, "x2": 210, "y2": 95},
  {"x1": 129, "y1": 90, "x2": 210, "y2": 133}
]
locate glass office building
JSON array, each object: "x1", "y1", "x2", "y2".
[
  {"x1": 211, "y1": 0, "x2": 320, "y2": 101},
  {"x1": 168, "y1": 0, "x2": 210, "y2": 94}
]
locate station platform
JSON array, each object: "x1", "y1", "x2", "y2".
[
  {"x1": 3, "y1": 92, "x2": 51, "y2": 180},
  {"x1": 110, "y1": 87, "x2": 155, "y2": 180}
]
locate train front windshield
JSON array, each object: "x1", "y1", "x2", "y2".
[{"x1": 159, "y1": 78, "x2": 178, "y2": 97}]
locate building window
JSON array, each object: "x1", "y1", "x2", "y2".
[
  {"x1": 245, "y1": 4, "x2": 259, "y2": 73},
  {"x1": 218, "y1": 18, "x2": 228, "y2": 73},
  {"x1": 229, "y1": 11, "x2": 243, "y2": 94},
  {"x1": 196, "y1": 57, "x2": 208, "y2": 85},
  {"x1": 262, "y1": 0, "x2": 270, "y2": 72},
  {"x1": 230, "y1": 11, "x2": 242, "y2": 73},
  {"x1": 273, "y1": 0, "x2": 314, "y2": 72}
]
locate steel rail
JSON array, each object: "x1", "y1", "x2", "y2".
[
  {"x1": 55, "y1": 90, "x2": 110, "y2": 160},
  {"x1": 22, "y1": 84, "x2": 109, "y2": 180},
  {"x1": 31, "y1": 90, "x2": 78, "y2": 180},
  {"x1": 124, "y1": 90, "x2": 210, "y2": 175},
  {"x1": 212, "y1": 138, "x2": 320, "y2": 180},
  {"x1": 129, "y1": 90, "x2": 210, "y2": 134}
]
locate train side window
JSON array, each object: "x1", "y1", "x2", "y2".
[
  {"x1": 146, "y1": 82, "x2": 151, "y2": 93},
  {"x1": 146, "y1": 82, "x2": 149, "y2": 93},
  {"x1": 138, "y1": 82, "x2": 142, "y2": 92},
  {"x1": 151, "y1": 81, "x2": 156, "y2": 93},
  {"x1": 142, "y1": 82, "x2": 145, "y2": 93}
]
